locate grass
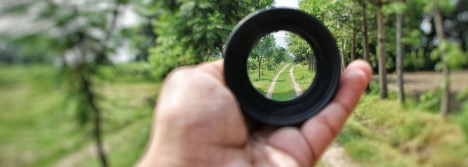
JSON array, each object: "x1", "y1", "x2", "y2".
[
  {"x1": 338, "y1": 94, "x2": 468, "y2": 167},
  {"x1": 2, "y1": 64, "x2": 468, "y2": 167},
  {"x1": 270, "y1": 65, "x2": 296, "y2": 101},
  {"x1": 248, "y1": 65, "x2": 280, "y2": 95},
  {"x1": 248, "y1": 64, "x2": 298, "y2": 101},
  {"x1": 0, "y1": 65, "x2": 160, "y2": 167},
  {"x1": 0, "y1": 65, "x2": 87, "y2": 166},
  {"x1": 248, "y1": 64, "x2": 314, "y2": 101},
  {"x1": 292, "y1": 64, "x2": 315, "y2": 91}
]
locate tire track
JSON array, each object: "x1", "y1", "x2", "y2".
[
  {"x1": 289, "y1": 66, "x2": 303, "y2": 96},
  {"x1": 266, "y1": 64, "x2": 290, "y2": 99}
]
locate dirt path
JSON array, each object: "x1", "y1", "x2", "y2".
[
  {"x1": 383, "y1": 70, "x2": 468, "y2": 95},
  {"x1": 266, "y1": 64, "x2": 290, "y2": 99},
  {"x1": 289, "y1": 66, "x2": 303, "y2": 96}
]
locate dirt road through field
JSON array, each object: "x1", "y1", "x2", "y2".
[
  {"x1": 289, "y1": 66, "x2": 303, "y2": 96},
  {"x1": 266, "y1": 64, "x2": 290, "y2": 99}
]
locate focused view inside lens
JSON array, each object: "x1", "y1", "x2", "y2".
[{"x1": 248, "y1": 31, "x2": 317, "y2": 101}]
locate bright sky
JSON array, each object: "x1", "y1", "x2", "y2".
[{"x1": 273, "y1": 0, "x2": 299, "y2": 48}]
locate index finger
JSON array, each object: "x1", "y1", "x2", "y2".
[{"x1": 300, "y1": 60, "x2": 372, "y2": 161}]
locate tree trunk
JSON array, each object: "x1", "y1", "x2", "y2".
[
  {"x1": 361, "y1": 0, "x2": 370, "y2": 63},
  {"x1": 433, "y1": 0, "x2": 450, "y2": 116},
  {"x1": 352, "y1": 26, "x2": 357, "y2": 61},
  {"x1": 396, "y1": 5, "x2": 405, "y2": 103},
  {"x1": 308, "y1": 53, "x2": 314, "y2": 71},
  {"x1": 351, "y1": 7, "x2": 357, "y2": 61},
  {"x1": 81, "y1": 73, "x2": 108, "y2": 167},
  {"x1": 258, "y1": 56, "x2": 262, "y2": 78},
  {"x1": 341, "y1": 38, "x2": 347, "y2": 71},
  {"x1": 377, "y1": 1, "x2": 388, "y2": 99}
]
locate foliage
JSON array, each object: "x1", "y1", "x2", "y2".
[
  {"x1": 149, "y1": 0, "x2": 273, "y2": 80},
  {"x1": 286, "y1": 32, "x2": 315, "y2": 69},
  {"x1": 431, "y1": 41, "x2": 468, "y2": 71},
  {"x1": 418, "y1": 89, "x2": 442, "y2": 112}
]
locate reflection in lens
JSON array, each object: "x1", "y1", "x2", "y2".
[{"x1": 247, "y1": 31, "x2": 316, "y2": 101}]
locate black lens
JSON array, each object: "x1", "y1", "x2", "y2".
[{"x1": 223, "y1": 8, "x2": 341, "y2": 126}]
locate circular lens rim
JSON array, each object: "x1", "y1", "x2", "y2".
[{"x1": 224, "y1": 8, "x2": 341, "y2": 126}]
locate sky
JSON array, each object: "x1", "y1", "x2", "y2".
[{"x1": 273, "y1": 0, "x2": 299, "y2": 48}]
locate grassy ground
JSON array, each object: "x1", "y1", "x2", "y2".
[
  {"x1": 338, "y1": 92, "x2": 468, "y2": 166},
  {"x1": 0, "y1": 65, "x2": 160, "y2": 167},
  {"x1": 292, "y1": 64, "x2": 315, "y2": 91},
  {"x1": 248, "y1": 66, "x2": 277, "y2": 95},
  {"x1": 270, "y1": 65, "x2": 296, "y2": 101},
  {"x1": 2, "y1": 65, "x2": 467, "y2": 167},
  {"x1": 248, "y1": 64, "x2": 297, "y2": 101}
]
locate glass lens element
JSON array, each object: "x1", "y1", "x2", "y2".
[{"x1": 247, "y1": 31, "x2": 317, "y2": 101}]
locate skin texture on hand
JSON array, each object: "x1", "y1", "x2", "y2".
[{"x1": 137, "y1": 60, "x2": 372, "y2": 167}]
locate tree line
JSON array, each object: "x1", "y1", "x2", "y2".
[{"x1": 298, "y1": 0, "x2": 468, "y2": 115}]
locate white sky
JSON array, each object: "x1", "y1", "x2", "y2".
[{"x1": 273, "y1": 0, "x2": 299, "y2": 48}]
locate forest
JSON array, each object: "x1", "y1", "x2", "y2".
[{"x1": 0, "y1": 0, "x2": 467, "y2": 166}]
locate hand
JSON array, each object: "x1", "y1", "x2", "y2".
[{"x1": 137, "y1": 59, "x2": 372, "y2": 167}]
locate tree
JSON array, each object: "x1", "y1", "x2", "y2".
[
  {"x1": 432, "y1": 0, "x2": 450, "y2": 116},
  {"x1": 373, "y1": 0, "x2": 389, "y2": 99},
  {"x1": 286, "y1": 32, "x2": 315, "y2": 70},
  {"x1": 273, "y1": 47, "x2": 287, "y2": 67},
  {"x1": 360, "y1": 0, "x2": 371, "y2": 63},
  {"x1": 251, "y1": 34, "x2": 276, "y2": 78},
  {"x1": 150, "y1": 0, "x2": 273, "y2": 80},
  {"x1": 0, "y1": 0, "x2": 132, "y2": 166},
  {"x1": 396, "y1": 0, "x2": 406, "y2": 103}
]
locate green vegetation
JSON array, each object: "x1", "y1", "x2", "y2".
[
  {"x1": 0, "y1": 65, "x2": 159, "y2": 166},
  {"x1": 248, "y1": 65, "x2": 277, "y2": 95},
  {"x1": 292, "y1": 64, "x2": 315, "y2": 90},
  {"x1": 338, "y1": 95, "x2": 468, "y2": 166},
  {"x1": 271, "y1": 65, "x2": 296, "y2": 101}
]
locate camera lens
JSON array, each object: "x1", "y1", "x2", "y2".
[{"x1": 224, "y1": 8, "x2": 341, "y2": 126}]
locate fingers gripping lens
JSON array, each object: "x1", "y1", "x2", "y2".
[{"x1": 224, "y1": 8, "x2": 341, "y2": 126}]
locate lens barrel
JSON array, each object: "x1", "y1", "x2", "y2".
[{"x1": 224, "y1": 8, "x2": 341, "y2": 126}]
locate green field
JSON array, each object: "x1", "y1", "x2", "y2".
[
  {"x1": 1, "y1": 65, "x2": 468, "y2": 166},
  {"x1": 248, "y1": 64, "x2": 316, "y2": 101},
  {"x1": 248, "y1": 65, "x2": 278, "y2": 95},
  {"x1": 292, "y1": 64, "x2": 315, "y2": 90},
  {"x1": 0, "y1": 65, "x2": 159, "y2": 167},
  {"x1": 270, "y1": 65, "x2": 296, "y2": 101}
]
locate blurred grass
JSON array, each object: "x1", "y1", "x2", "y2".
[
  {"x1": 2, "y1": 64, "x2": 468, "y2": 167},
  {"x1": 0, "y1": 65, "x2": 161, "y2": 167},
  {"x1": 338, "y1": 94, "x2": 468, "y2": 167}
]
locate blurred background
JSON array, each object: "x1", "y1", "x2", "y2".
[{"x1": 0, "y1": 0, "x2": 467, "y2": 166}]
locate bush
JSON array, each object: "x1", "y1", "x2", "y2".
[{"x1": 418, "y1": 89, "x2": 442, "y2": 112}]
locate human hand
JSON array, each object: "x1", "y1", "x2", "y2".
[{"x1": 137, "y1": 59, "x2": 372, "y2": 167}]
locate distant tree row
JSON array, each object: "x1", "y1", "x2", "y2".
[
  {"x1": 298, "y1": 0, "x2": 468, "y2": 115},
  {"x1": 247, "y1": 34, "x2": 290, "y2": 78}
]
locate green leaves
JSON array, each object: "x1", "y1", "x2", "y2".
[
  {"x1": 149, "y1": 0, "x2": 273, "y2": 79},
  {"x1": 382, "y1": 1, "x2": 407, "y2": 15},
  {"x1": 431, "y1": 40, "x2": 468, "y2": 71}
]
